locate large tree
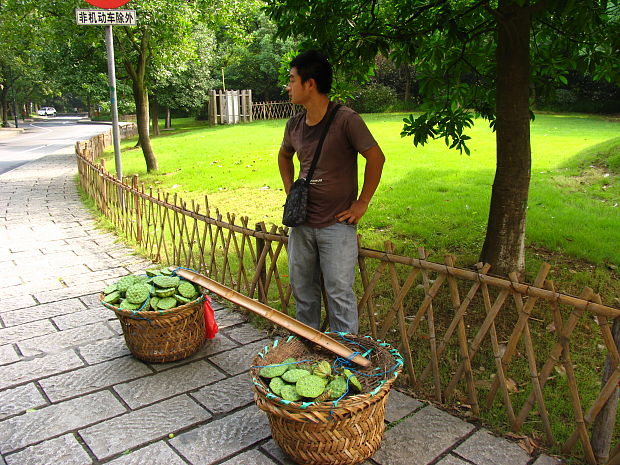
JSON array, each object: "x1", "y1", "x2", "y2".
[
  {"x1": 0, "y1": 0, "x2": 47, "y2": 126},
  {"x1": 265, "y1": 0, "x2": 619, "y2": 276},
  {"x1": 149, "y1": 23, "x2": 218, "y2": 133},
  {"x1": 112, "y1": 0, "x2": 260, "y2": 171},
  {"x1": 220, "y1": 13, "x2": 297, "y2": 100}
]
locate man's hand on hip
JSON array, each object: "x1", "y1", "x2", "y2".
[{"x1": 335, "y1": 199, "x2": 369, "y2": 224}]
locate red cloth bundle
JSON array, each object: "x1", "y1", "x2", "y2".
[{"x1": 203, "y1": 295, "x2": 219, "y2": 339}]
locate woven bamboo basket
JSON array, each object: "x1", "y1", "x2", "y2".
[
  {"x1": 251, "y1": 334, "x2": 403, "y2": 465},
  {"x1": 100, "y1": 293, "x2": 205, "y2": 363}
]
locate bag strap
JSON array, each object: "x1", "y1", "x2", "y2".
[{"x1": 304, "y1": 103, "x2": 341, "y2": 185}]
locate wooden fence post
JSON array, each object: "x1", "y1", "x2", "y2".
[
  {"x1": 100, "y1": 160, "x2": 108, "y2": 216},
  {"x1": 255, "y1": 223, "x2": 267, "y2": 304},
  {"x1": 132, "y1": 175, "x2": 142, "y2": 244},
  {"x1": 248, "y1": 89, "x2": 253, "y2": 122},
  {"x1": 209, "y1": 90, "x2": 217, "y2": 125},
  {"x1": 591, "y1": 311, "x2": 620, "y2": 463}
]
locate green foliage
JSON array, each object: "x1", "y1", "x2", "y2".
[
  {"x1": 265, "y1": 0, "x2": 619, "y2": 147},
  {"x1": 219, "y1": 13, "x2": 297, "y2": 101},
  {"x1": 401, "y1": 108, "x2": 473, "y2": 155},
  {"x1": 348, "y1": 83, "x2": 397, "y2": 114}
]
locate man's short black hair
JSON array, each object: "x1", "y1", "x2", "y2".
[{"x1": 290, "y1": 50, "x2": 333, "y2": 94}]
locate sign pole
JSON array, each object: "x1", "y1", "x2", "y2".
[{"x1": 104, "y1": 24, "x2": 123, "y2": 180}]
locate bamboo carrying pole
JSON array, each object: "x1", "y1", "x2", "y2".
[{"x1": 173, "y1": 268, "x2": 372, "y2": 368}]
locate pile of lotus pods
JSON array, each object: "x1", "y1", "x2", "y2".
[
  {"x1": 102, "y1": 267, "x2": 200, "y2": 311},
  {"x1": 259, "y1": 358, "x2": 363, "y2": 402}
]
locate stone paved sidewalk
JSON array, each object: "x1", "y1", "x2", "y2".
[{"x1": 0, "y1": 148, "x2": 566, "y2": 465}]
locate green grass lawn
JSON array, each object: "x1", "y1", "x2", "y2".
[{"x1": 107, "y1": 112, "x2": 619, "y2": 289}]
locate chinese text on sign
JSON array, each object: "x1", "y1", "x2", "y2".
[{"x1": 75, "y1": 9, "x2": 136, "y2": 26}]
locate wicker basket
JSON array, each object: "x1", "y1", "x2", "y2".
[
  {"x1": 251, "y1": 334, "x2": 403, "y2": 465},
  {"x1": 100, "y1": 293, "x2": 206, "y2": 363}
]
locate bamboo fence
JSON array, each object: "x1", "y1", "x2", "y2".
[
  {"x1": 76, "y1": 132, "x2": 620, "y2": 465},
  {"x1": 252, "y1": 100, "x2": 303, "y2": 121},
  {"x1": 206, "y1": 90, "x2": 303, "y2": 125}
]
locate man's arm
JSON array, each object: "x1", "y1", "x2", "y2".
[
  {"x1": 278, "y1": 147, "x2": 296, "y2": 194},
  {"x1": 335, "y1": 144, "x2": 385, "y2": 224}
]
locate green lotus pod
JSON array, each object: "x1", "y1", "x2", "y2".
[
  {"x1": 175, "y1": 294, "x2": 191, "y2": 304},
  {"x1": 119, "y1": 299, "x2": 141, "y2": 310},
  {"x1": 116, "y1": 275, "x2": 139, "y2": 293},
  {"x1": 160, "y1": 268, "x2": 172, "y2": 276},
  {"x1": 145, "y1": 268, "x2": 161, "y2": 277},
  {"x1": 315, "y1": 389, "x2": 332, "y2": 402},
  {"x1": 103, "y1": 284, "x2": 117, "y2": 295},
  {"x1": 149, "y1": 296, "x2": 160, "y2": 311},
  {"x1": 296, "y1": 362, "x2": 314, "y2": 373},
  {"x1": 269, "y1": 377, "x2": 287, "y2": 397},
  {"x1": 327, "y1": 376, "x2": 348, "y2": 399},
  {"x1": 157, "y1": 296, "x2": 177, "y2": 310},
  {"x1": 295, "y1": 375, "x2": 328, "y2": 398},
  {"x1": 313, "y1": 360, "x2": 332, "y2": 378},
  {"x1": 155, "y1": 287, "x2": 176, "y2": 298},
  {"x1": 280, "y1": 384, "x2": 302, "y2": 401},
  {"x1": 152, "y1": 275, "x2": 181, "y2": 289},
  {"x1": 103, "y1": 290, "x2": 121, "y2": 304},
  {"x1": 343, "y1": 369, "x2": 363, "y2": 392},
  {"x1": 259, "y1": 364, "x2": 288, "y2": 378},
  {"x1": 281, "y1": 357, "x2": 298, "y2": 369},
  {"x1": 282, "y1": 368, "x2": 311, "y2": 383},
  {"x1": 125, "y1": 283, "x2": 151, "y2": 304},
  {"x1": 177, "y1": 281, "x2": 198, "y2": 298}
]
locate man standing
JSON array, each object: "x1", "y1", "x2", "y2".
[{"x1": 278, "y1": 50, "x2": 385, "y2": 334}]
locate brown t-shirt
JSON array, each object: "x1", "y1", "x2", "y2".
[{"x1": 281, "y1": 102, "x2": 377, "y2": 228}]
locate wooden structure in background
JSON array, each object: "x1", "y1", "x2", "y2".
[{"x1": 207, "y1": 90, "x2": 302, "y2": 125}]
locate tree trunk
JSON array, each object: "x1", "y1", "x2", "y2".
[
  {"x1": 480, "y1": 1, "x2": 531, "y2": 277},
  {"x1": 123, "y1": 29, "x2": 158, "y2": 172},
  {"x1": 151, "y1": 99, "x2": 160, "y2": 136},
  {"x1": 165, "y1": 107, "x2": 171, "y2": 129},
  {"x1": 133, "y1": 79, "x2": 158, "y2": 171},
  {"x1": 401, "y1": 64, "x2": 411, "y2": 103},
  {"x1": 1, "y1": 79, "x2": 9, "y2": 127}
]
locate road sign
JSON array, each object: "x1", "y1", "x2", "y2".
[
  {"x1": 83, "y1": 0, "x2": 130, "y2": 8},
  {"x1": 75, "y1": 6, "x2": 136, "y2": 182},
  {"x1": 76, "y1": 9, "x2": 136, "y2": 25}
]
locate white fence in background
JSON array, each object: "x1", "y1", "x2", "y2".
[
  {"x1": 208, "y1": 90, "x2": 303, "y2": 125},
  {"x1": 208, "y1": 90, "x2": 252, "y2": 125}
]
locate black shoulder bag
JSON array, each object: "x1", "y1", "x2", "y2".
[{"x1": 282, "y1": 104, "x2": 341, "y2": 227}]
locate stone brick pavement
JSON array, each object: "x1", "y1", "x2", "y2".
[{"x1": 0, "y1": 148, "x2": 566, "y2": 464}]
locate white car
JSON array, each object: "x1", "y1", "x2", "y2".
[{"x1": 37, "y1": 107, "x2": 56, "y2": 116}]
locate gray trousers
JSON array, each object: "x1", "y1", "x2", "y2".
[{"x1": 287, "y1": 222, "x2": 359, "y2": 334}]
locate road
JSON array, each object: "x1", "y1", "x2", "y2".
[{"x1": 0, "y1": 116, "x2": 110, "y2": 175}]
